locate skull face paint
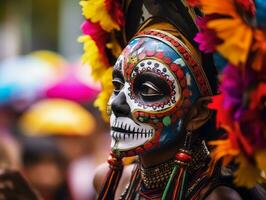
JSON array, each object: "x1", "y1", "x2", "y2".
[{"x1": 109, "y1": 30, "x2": 212, "y2": 156}]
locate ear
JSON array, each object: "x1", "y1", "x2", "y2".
[{"x1": 185, "y1": 96, "x2": 212, "y2": 131}]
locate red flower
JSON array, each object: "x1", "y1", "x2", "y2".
[
  {"x1": 194, "y1": 16, "x2": 222, "y2": 53},
  {"x1": 105, "y1": 0, "x2": 125, "y2": 27},
  {"x1": 81, "y1": 20, "x2": 109, "y2": 65},
  {"x1": 187, "y1": 0, "x2": 200, "y2": 7},
  {"x1": 240, "y1": 83, "x2": 266, "y2": 149},
  {"x1": 235, "y1": 0, "x2": 256, "y2": 15}
]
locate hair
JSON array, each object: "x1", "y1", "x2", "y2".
[{"x1": 22, "y1": 137, "x2": 66, "y2": 168}]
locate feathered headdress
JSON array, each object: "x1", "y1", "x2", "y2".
[
  {"x1": 79, "y1": 0, "x2": 266, "y2": 196},
  {"x1": 188, "y1": 0, "x2": 266, "y2": 188},
  {"x1": 79, "y1": 0, "x2": 125, "y2": 122}
]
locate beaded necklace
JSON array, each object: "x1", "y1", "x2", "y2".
[{"x1": 119, "y1": 140, "x2": 213, "y2": 200}]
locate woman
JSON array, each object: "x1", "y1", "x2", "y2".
[{"x1": 90, "y1": 1, "x2": 265, "y2": 200}]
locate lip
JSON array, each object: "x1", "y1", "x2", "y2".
[
  {"x1": 111, "y1": 129, "x2": 154, "y2": 141},
  {"x1": 111, "y1": 126, "x2": 153, "y2": 134}
]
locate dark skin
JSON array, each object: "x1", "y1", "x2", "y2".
[
  {"x1": 94, "y1": 92, "x2": 243, "y2": 199},
  {"x1": 94, "y1": 69, "x2": 244, "y2": 199}
]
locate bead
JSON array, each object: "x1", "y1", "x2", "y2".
[
  {"x1": 146, "y1": 50, "x2": 155, "y2": 57},
  {"x1": 172, "y1": 40, "x2": 180, "y2": 47},
  {"x1": 155, "y1": 52, "x2": 164, "y2": 59},
  {"x1": 107, "y1": 155, "x2": 122, "y2": 166},
  {"x1": 177, "y1": 70, "x2": 184, "y2": 79},
  {"x1": 162, "y1": 116, "x2": 171, "y2": 126},
  {"x1": 188, "y1": 57, "x2": 196, "y2": 66},
  {"x1": 163, "y1": 57, "x2": 172, "y2": 64},
  {"x1": 138, "y1": 117, "x2": 144, "y2": 122},
  {"x1": 177, "y1": 45, "x2": 186, "y2": 53},
  {"x1": 144, "y1": 142, "x2": 153, "y2": 150},
  {"x1": 170, "y1": 63, "x2": 179, "y2": 72},
  {"x1": 175, "y1": 152, "x2": 192, "y2": 163},
  {"x1": 136, "y1": 147, "x2": 144, "y2": 154},
  {"x1": 183, "y1": 89, "x2": 191, "y2": 97}
]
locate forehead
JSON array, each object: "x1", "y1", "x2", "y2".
[
  {"x1": 115, "y1": 37, "x2": 186, "y2": 71},
  {"x1": 114, "y1": 37, "x2": 188, "y2": 86}
]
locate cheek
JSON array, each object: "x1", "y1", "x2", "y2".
[
  {"x1": 132, "y1": 101, "x2": 189, "y2": 145},
  {"x1": 132, "y1": 100, "x2": 189, "y2": 128},
  {"x1": 159, "y1": 118, "x2": 184, "y2": 144}
]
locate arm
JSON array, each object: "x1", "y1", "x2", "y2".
[
  {"x1": 93, "y1": 162, "x2": 109, "y2": 195},
  {"x1": 93, "y1": 163, "x2": 134, "y2": 199},
  {"x1": 0, "y1": 170, "x2": 42, "y2": 200}
]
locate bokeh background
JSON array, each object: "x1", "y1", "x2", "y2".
[{"x1": 0, "y1": 1, "x2": 110, "y2": 199}]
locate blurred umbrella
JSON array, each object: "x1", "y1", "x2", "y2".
[
  {"x1": 0, "y1": 55, "x2": 63, "y2": 109},
  {"x1": 30, "y1": 50, "x2": 66, "y2": 70},
  {"x1": 45, "y1": 62, "x2": 100, "y2": 103},
  {"x1": 19, "y1": 99, "x2": 96, "y2": 136}
]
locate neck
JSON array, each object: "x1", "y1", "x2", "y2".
[
  {"x1": 119, "y1": 140, "x2": 211, "y2": 199},
  {"x1": 137, "y1": 139, "x2": 210, "y2": 190},
  {"x1": 140, "y1": 145, "x2": 178, "y2": 168}
]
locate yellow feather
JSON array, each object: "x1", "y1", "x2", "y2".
[
  {"x1": 80, "y1": 0, "x2": 120, "y2": 32},
  {"x1": 94, "y1": 68, "x2": 113, "y2": 122},
  {"x1": 78, "y1": 35, "x2": 109, "y2": 81},
  {"x1": 234, "y1": 155, "x2": 264, "y2": 188}
]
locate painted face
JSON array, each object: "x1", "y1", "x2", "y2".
[{"x1": 109, "y1": 30, "x2": 211, "y2": 157}]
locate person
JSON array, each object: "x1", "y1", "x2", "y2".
[
  {"x1": 21, "y1": 137, "x2": 71, "y2": 200},
  {"x1": 85, "y1": 1, "x2": 266, "y2": 200}
]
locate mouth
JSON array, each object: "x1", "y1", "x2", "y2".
[
  {"x1": 110, "y1": 116, "x2": 155, "y2": 146},
  {"x1": 111, "y1": 127, "x2": 153, "y2": 140},
  {"x1": 111, "y1": 124, "x2": 153, "y2": 134}
]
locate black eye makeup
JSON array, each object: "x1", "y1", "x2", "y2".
[
  {"x1": 133, "y1": 72, "x2": 171, "y2": 102},
  {"x1": 112, "y1": 69, "x2": 125, "y2": 95},
  {"x1": 140, "y1": 82, "x2": 163, "y2": 97}
]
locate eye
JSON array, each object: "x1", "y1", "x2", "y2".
[
  {"x1": 112, "y1": 78, "x2": 124, "y2": 95},
  {"x1": 140, "y1": 82, "x2": 163, "y2": 97},
  {"x1": 133, "y1": 72, "x2": 170, "y2": 102}
]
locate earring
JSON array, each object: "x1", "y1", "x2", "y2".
[
  {"x1": 184, "y1": 129, "x2": 193, "y2": 150},
  {"x1": 162, "y1": 129, "x2": 193, "y2": 200}
]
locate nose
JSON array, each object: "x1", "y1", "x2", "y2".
[{"x1": 111, "y1": 92, "x2": 131, "y2": 117}]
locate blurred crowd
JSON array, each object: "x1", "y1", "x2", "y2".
[{"x1": 0, "y1": 51, "x2": 110, "y2": 200}]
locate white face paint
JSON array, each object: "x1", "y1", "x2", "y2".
[
  {"x1": 110, "y1": 115, "x2": 155, "y2": 150},
  {"x1": 108, "y1": 55, "x2": 157, "y2": 152}
]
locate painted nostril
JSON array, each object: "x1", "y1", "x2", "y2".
[{"x1": 111, "y1": 92, "x2": 131, "y2": 117}]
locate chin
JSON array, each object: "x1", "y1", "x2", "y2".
[{"x1": 110, "y1": 116, "x2": 155, "y2": 152}]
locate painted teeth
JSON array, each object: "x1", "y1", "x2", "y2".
[
  {"x1": 112, "y1": 122, "x2": 154, "y2": 135},
  {"x1": 112, "y1": 131, "x2": 153, "y2": 140}
]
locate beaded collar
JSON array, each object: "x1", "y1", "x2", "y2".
[
  {"x1": 139, "y1": 140, "x2": 210, "y2": 190},
  {"x1": 141, "y1": 159, "x2": 176, "y2": 190},
  {"x1": 119, "y1": 140, "x2": 211, "y2": 200}
]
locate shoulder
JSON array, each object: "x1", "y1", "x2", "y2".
[
  {"x1": 204, "y1": 186, "x2": 243, "y2": 200},
  {"x1": 93, "y1": 162, "x2": 109, "y2": 194},
  {"x1": 115, "y1": 164, "x2": 135, "y2": 199},
  {"x1": 93, "y1": 162, "x2": 135, "y2": 196}
]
